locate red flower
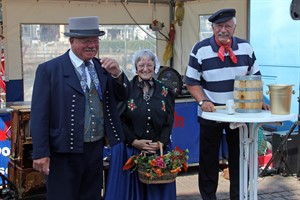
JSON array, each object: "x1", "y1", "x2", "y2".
[
  {"x1": 123, "y1": 155, "x2": 137, "y2": 170},
  {"x1": 183, "y1": 162, "x2": 188, "y2": 172},
  {"x1": 155, "y1": 168, "x2": 163, "y2": 177},
  {"x1": 155, "y1": 157, "x2": 166, "y2": 168},
  {"x1": 150, "y1": 159, "x2": 157, "y2": 167}
]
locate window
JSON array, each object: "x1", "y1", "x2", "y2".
[
  {"x1": 199, "y1": 15, "x2": 212, "y2": 41},
  {"x1": 21, "y1": 24, "x2": 156, "y2": 101}
]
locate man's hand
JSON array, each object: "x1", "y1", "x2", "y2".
[
  {"x1": 262, "y1": 102, "x2": 271, "y2": 110},
  {"x1": 201, "y1": 101, "x2": 215, "y2": 112},
  {"x1": 100, "y1": 57, "x2": 122, "y2": 78},
  {"x1": 33, "y1": 157, "x2": 50, "y2": 175}
]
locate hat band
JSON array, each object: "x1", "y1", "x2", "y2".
[{"x1": 69, "y1": 29, "x2": 101, "y2": 34}]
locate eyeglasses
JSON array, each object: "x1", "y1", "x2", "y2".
[
  {"x1": 137, "y1": 64, "x2": 154, "y2": 69},
  {"x1": 76, "y1": 38, "x2": 99, "y2": 45},
  {"x1": 213, "y1": 24, "x2": 235, "y2": 31}
]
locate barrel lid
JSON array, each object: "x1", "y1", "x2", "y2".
[{"x1": 235, "y1": 75, "x2": 261, "y2": 80}]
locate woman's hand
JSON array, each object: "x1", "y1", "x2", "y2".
[
  {"x1": 132, "y1": 139, "x2": 161, "y2": 154},
  {"x1": 132, "y1": 139, "x2": 152, "y2": 151}
]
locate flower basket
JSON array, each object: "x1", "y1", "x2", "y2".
[
  {"x1": 137, "y1": 167, "x2": 178, "y2": 184},
  {"x1": 123, "y1": 142, "x2": 189, "y2": 185}
]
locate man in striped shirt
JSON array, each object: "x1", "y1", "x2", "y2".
[{"x1": 185, "y1": 8, "x2": 270, "y2": 200}]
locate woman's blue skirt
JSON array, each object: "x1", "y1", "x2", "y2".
[{"x1": 104, "y1": 143, "x2": 176, "y2": 200}]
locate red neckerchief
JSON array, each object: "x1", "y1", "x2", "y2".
[{"x1": 215, "y1": 38, "x2": 237, "y2": 64}]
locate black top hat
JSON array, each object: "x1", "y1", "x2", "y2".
[
  {"x1": 64, "y1": 16, "x2": 105, "y2": 37},
  {"x1": 208, "y1": 8, "x2": 236, "y2": 24}
]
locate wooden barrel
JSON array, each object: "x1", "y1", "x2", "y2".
[{"x1": 233, "y1": 75, "x2": 263, "y2": 113}]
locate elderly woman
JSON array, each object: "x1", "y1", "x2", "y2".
[{"x1": 104, "y1": 49, "x2": 176, "y2": 200}]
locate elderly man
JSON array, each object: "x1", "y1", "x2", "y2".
[
  {"x1": 30, "y1": 16, "x2": 130, "y2": 200},
  {"x1": 185, "y1": 8, "x2": 269, "y2": 200}
]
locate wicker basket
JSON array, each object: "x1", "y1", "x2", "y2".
[
  {"x1": 137, "y1": 168, "x2": 178, "y2": 184},
  {"x1": 137, "y1": 142, "x2": 178, "y2": 184}
]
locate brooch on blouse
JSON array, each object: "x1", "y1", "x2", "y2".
[
  {"x1": 143, "y1": 94, "x2": 151, "y2": 101},
  {"x1": 161, "y1": 100, "x2": 166, "y2": 112},
  {"x1": 127, "y1": 99, "x2": 137, "y2": 111},
  {"x1": 161, "y1": 86, "x2": 168, "y2": 97}
]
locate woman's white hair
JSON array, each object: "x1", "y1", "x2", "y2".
[{"x1": 131, "y1": 49, "x2": 160, "y2": 74}]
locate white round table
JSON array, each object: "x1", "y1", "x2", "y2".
[{"x1": 202, "y1": 110, "x2": 296, "y2": 200}]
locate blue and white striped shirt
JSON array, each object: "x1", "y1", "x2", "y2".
[{"x1": 185, "y1": 36, "x2": 261, "y2": 106}]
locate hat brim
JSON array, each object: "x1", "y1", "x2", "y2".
[
  {"x1": 64, "y1": 30, "x2": 105, "y2": 37},
  {"x1": 213, "y1": 16, "x2": 234, "y2": 24}
]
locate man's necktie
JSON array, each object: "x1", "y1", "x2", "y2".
[
  {"x1": 79, "y1": 61, "x2": 102, "y2": 98},
  {"x1": 80, "y1": 61, "x2": 91, "y2": 91},
  {"x1": 80, "y1": 62, "x2": 90, "y2": 92},
  {"x1": 86, "y1": 62, "x2": 100, "y2": 90}
]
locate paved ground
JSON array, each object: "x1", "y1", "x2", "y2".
[{"x1": 176, "y1": 166, "x2": 300, "y2": 200}]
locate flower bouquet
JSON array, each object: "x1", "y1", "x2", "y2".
[{"x1": 123, "y1": 145, "x2": 189, "y2": 184}]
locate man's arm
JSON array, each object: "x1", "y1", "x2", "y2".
[{"x1": 186, "y1": 84, "x2": 215, "y2": 112}]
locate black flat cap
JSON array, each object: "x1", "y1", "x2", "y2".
[{"x1": 208, "y1": 8, "x2": 236, "y2": 23}]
